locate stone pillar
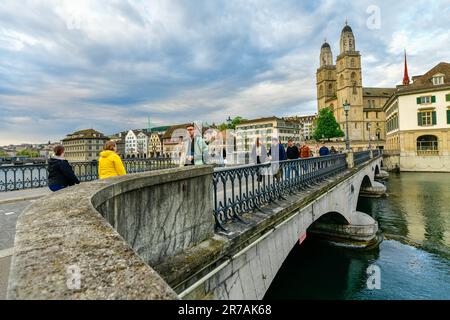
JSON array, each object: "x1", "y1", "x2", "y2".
[{"x1": 346, "y1": 152, "x2": 354, "y2": 168}]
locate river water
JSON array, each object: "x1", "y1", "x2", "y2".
[{"x1": 265, "y1": 172, "x2": 450, "y2": 300}]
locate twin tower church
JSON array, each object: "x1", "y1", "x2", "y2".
[{"x1": 316, "y1": 23, "x2": 395, "y2": 145}]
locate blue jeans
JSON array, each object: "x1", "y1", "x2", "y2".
[{"x1": 49, "y1": 185, "x2": 66, "y2": 192}]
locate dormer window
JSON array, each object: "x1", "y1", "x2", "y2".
[{"x1": 432, "y1": 73, "x2": 444, "y2": 85}]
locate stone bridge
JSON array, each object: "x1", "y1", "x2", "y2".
[{"x1": 7, "y1": 151, "x2": 386, "y2": 300}]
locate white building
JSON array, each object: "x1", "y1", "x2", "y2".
[
  {"x1": 384, "y1": 62, "x2": 450, "y2": 172},
  {"x1": 235, "y1": 117, "x2": 301, "y2": 152}
]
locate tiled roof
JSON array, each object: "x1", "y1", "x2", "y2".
[
  {"x1": 407, "y1": 62, "x2": 450, "y2": 89},
  {"x1": 363, "y1": 87, "x2": 396, "y2": 97}
]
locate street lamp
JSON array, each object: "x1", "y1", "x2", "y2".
[
  {"x1": 343, "y1": 100, "x2": 351, "y2": 151},
  {"x1": 367, "y1": 122, "x2": 372, "y2": 150},
  {"x1": 227, "y1": 116, "x2": 233, "y2": 129}
]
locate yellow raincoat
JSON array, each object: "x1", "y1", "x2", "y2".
[{"x1": 98, "y1": 150, "x2": 126, "y2": 179}]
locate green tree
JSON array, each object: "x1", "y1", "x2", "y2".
[
  {"x1": 16, "y1": 149, "x2": 40, "y2": 158},
  {"x1": 0, "y1": 150, "x2": 9, "y2": 157},
  {"x1": 313, "y1": 108, "x2": 344, "y2": 142},
  {"x1": 218, "y1": 116, "x2": 246, "y2": 131}
]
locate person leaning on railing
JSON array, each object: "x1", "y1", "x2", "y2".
[
  {"x1": 47, "y1": 145, "x2": 80, "y2": 192},
  {"x1": 98, "y1": 141, "x2": 127, "y2": 179}
]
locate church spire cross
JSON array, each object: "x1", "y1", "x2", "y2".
[{"x1": 403, "y1": 49, "x2": 410, "y2": 86}]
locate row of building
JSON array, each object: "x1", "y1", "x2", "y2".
[{"x1": 57, "y1": 115, "x2": 317, "y2": 162}]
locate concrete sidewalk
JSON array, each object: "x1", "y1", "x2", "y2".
[{"x1": 0, "y1": 188, "x2": 50, "y2": 205}]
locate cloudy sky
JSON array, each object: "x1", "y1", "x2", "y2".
[{"x1": 0, "y1": 0, "x2": 449, "y2": 145}]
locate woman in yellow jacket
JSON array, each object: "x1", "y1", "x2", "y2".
[{"x1": 98, "y1": 141, "x2": 127, "y2": 179}]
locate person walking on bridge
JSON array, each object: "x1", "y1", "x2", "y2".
[
  {"x1": 98, "y1": 141, "x2": 127, "y2": 179},
  {"x1": 47, "y1": 145, "x2": 80, "y2": 192}
]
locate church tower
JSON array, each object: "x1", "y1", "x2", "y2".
[
  {"x1": 335, "y1": 23, "x2": 364, "y2": 141},
  {"x1": 316, "y1": 41, "x2": 337, "y2": 111}
]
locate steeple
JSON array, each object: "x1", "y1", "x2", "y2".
[{"x1": 403, "y1": 50, "x2": 410, "y2": 86}]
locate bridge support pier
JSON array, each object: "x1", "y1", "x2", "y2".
[
  {"x1": 308, "y1": 211, "x2": 380, "y2": 249},
  {"x1": 359, "y1": 181, "x2": 387, "y2": 198},
  {"x1": 375, "y1": 170, "x2": 389, "y2": 181}
]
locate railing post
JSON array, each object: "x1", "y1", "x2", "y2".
[
  {"x1": 370, "y1": 150, "x2": 374, "y2": 159},
  {"x1": 346, "y1": 152, "x2": 355, "y2": 169}
]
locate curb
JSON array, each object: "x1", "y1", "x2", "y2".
[
  {"x1": 0, "y1": 248, "x2": 13, "y2": 259},
  {"x1": 0, "y1": 195, "x2": 46, "y2": 205}
]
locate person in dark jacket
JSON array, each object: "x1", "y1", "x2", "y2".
[
  {"x1": 47, "y1": 145, "x2": 80, "y2": 192},
  {"x1": 286, "y1": 139, "x2": 300, "y2": 179},
  {"x1": 286, "y1": 139, "x2": 299, "y2": 160},
  {"x1": 319, "y1": 144, "x2": 330, "y2": 156}
]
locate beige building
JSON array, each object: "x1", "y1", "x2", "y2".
[
  {"x1": 384, "y1": 62, "x2": 450, "y2": 172},
  {"x1": 62, "y1": 129, "x2": 109, "y2": 162},
  {"x1": 148, "y1": 132, "x2": 163, "y2": 157},
  {"x1": 235, "y1": 117, "x2": 301, "y2": 151},
  {"x1": 316, "y1": 24, "x2": 395, "y2": 149},
  {"x1": 284, "y1": 115, "x2": 317, "y2": 141}
]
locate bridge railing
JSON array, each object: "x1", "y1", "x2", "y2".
[
  {"x1": 0, "y1": 158, "x2": 176, "y2": 192},
  {"x1": 372, "y1": 149, "x2": 381, "y2": 158},
  {"x1": 212, "y1": 154, "x2": 347, "y2": 231},
  {"x1": 354, "y1": 150, "x2": 371, "y2": 166}
]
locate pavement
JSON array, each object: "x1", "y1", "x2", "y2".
[
  {"x1": 0, "y1": 188, "x2": 50, "y2": 205},
  {"x1": 0, "y1": 193, "x2": 41, "y2": 300}
]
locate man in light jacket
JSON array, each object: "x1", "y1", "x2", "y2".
[{"x1": 181, "y1": 123, "x2": 209, "y2": 166}]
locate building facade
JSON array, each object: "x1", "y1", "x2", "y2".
[
  {"x1": 284, "y1": 115, "x2": 317, "y2": 141},
  {"x1": 384, "y1": 62, "x2": 450, "y2": 172},
  {"x1": 235, "y1": 117, "x2": 301, "y2": 151},
  {"x1": 316, "y1": 23, "x2": 395, "y2": 149},
  {"x1": 62, "y1": 129, "x2": 108, "y2": 162}
]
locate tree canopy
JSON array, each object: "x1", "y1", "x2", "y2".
[
  {"x1": 218, "y1": 116, "x2": 245, "y2": 131},
  {"x1": 16, "y1": 149, "x2": 40, "y2": 158},
  {"x1": 313, "y1": 108, "x2": 344, "y2": 141}
]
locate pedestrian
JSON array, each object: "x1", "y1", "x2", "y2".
[
  {"x1": 319, "y1": 144, "x2": 330, "y2": 156},
  {"x1": 182, "y1": 123, "x2": 209, "y2": 166},
  {"x1": 251, "y1": 137, "x2": 268, "y2": 182},
  {"x1": 286, "y1": 139, "x2": 299, "y2": 160},
  {"x1": 47, "y1": 145, "x2": 80, "y2": 192},
  {"x1": 330, "y1": 146, "x2": 337, "y2": 154},
  {"x1": 286, "y1": 139, "x2": 299, "y2": 179},
  {"x1": 300, "y1": 143, "x2": 311, "y2": 158},
  {"x1": 98, "y1": 141, "x2": 127, "y2": 179}
]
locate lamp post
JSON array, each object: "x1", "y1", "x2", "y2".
[
  {"x1": 227, "y1": 116, "x2": 233, "y2": 129},
  {"x1": 343, "y1": 100, "x2": 351, "y2": 151},
  {"x1": 367, "y1": 122, "x2": 372, "y2": 150}
]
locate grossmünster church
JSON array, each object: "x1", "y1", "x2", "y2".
[{"x1": 316, "y1": 23, "x2": 395, "y2": 148}]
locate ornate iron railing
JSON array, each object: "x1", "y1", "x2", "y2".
[
  {"x1": 212, "y1": 154, "x2": 347, "y2": 231},
  {"x1": 372, "y1": 149, "x2": 381, "y2": 158},
  {"x1": 354, "y1": 150, "x2": 371, "y2": 166},
  {"x1": 0, "y1": 158, "x2": 176, "y2": 192}
]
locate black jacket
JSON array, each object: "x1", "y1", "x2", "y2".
[
  {"x1": 47, "y1": 158, "x2": 80, "y2": 187},
  {"x1": 286, "y1": 146, "x2": 299, "y2": 160}
]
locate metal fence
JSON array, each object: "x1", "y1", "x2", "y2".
[
  {"x1": 354, "y1": 150, "x2": 371, "y2": 166},
  {"x1": 0, "y1": 158, "x2": 176, "y2": 192},
  {"x1": 212, "y1": 154, "x2": 347, "y2": 231}
]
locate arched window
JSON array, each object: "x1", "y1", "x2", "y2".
[
  {"x1": 328, "y1": 71, "x2": 332, "y2": 79},
  {"x1": 417, "y1": 135, "x2": 439, "y2": 155},
  {"x1": 339, "y1": 75, "x2": 344, "y2": 87},
  {"x1": 319, "y1": 85, "x2": 324, "y2": 97},
  {"x1": 351, "y1": 58, "x2": 355, "y2": 68},
  {"x1": 328, "y1": 83, "x2": 333, "y2": 95}
]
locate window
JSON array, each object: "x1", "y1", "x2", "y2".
[
  {"x1": 447, "y1": 109, "x2": 450, "y2": 124},
  {"x1": 355, "y1": 123, "x2": 357, "y2": 129},
  {"x1": 417, "y1": 111, "x2": 436, "y2": 126},
  {"x1": 417, "y1": 135, "x2": 438, "y2": 155},
  {"x1": 417, "y1": 96, "x2": 435, "y2": 104},
  {"x1": 351, "y1": 58, "x2": 355, "y2": 68},
  {"x1": 376, "y1": 112, "x2": 379, "y2": 119},
  {"x1": 432, "y1": 75, "x2": 444, "y2": 85},
  {"x1": 446, "y1": 94, "x2": 450, "y2": 102}
]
